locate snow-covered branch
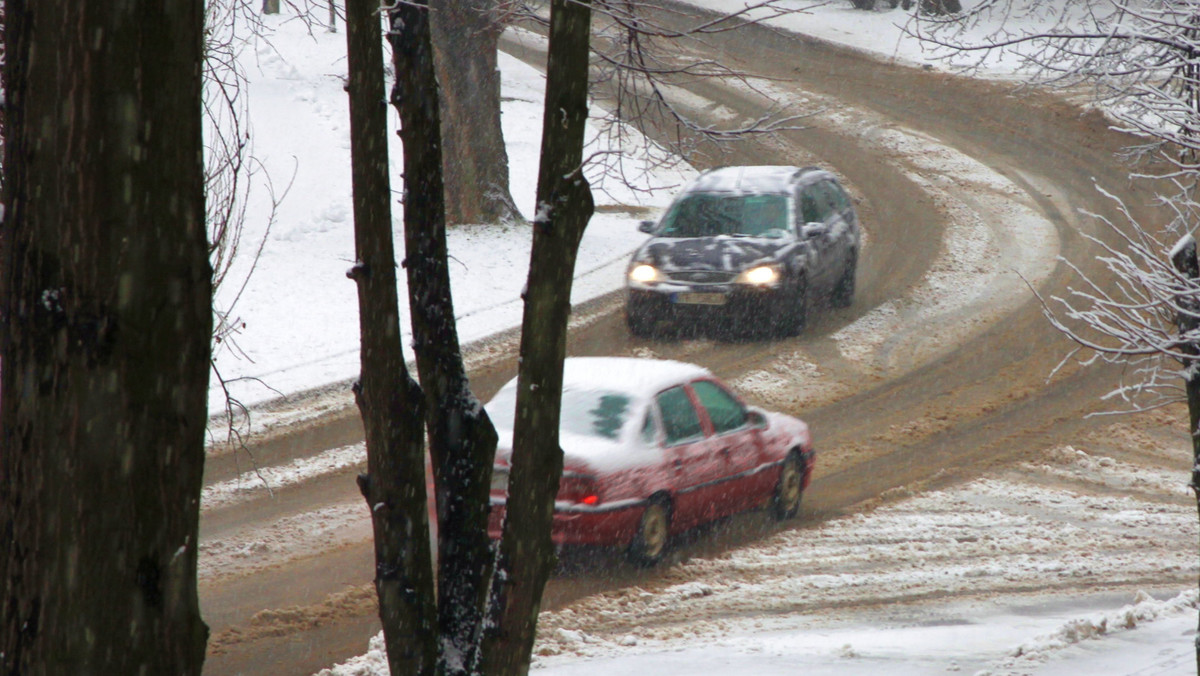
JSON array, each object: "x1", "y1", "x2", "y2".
[{"x1": 914, "y1": 0, "x2": 1200, "y2": 413}]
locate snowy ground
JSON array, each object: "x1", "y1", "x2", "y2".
[
  {"x1": 321, "y1": 436, "x2": 1197, "y2": 676},
  {"x1": 201, "y1": 0, "x2": 1200, "y2": 674}
]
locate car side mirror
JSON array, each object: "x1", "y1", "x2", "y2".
[
  {"x1": 802, "y1": 222, "x2": 829, "y2": 238},
  {"x1": 747, "y1": 409, "x2": 768, "y2": 429},
  {"x1": 638, "y1": 220, "x2": 656, "y2": 234}
]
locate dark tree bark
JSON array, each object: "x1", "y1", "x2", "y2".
[
  {"x1": 479, "y1": 0, "x2": 595, "y2": 671},
  {"x1": 388, "y1": 2, "x2": 502, "y2": 673},
  {"x1": 431, "y1": 0, "x2": 523, "y2": 225},
  {"x1": 0, "y1": 2, "x2": 5, "y2": 200},
  {"x1": 1169, "y1": 239, "x2": 1200, "y2": 673},
  {"x1": 1, "y1": 2, "x2": 211, "y2": 674},
  {"x1": 343, "y1": 1, "x2": 439, "y2": 675}
]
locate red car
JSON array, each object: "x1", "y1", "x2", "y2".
[{"x1": 485, "y1": 357, "x2": 814, "y2": 566}]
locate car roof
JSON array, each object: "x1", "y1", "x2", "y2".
[
  {"x1": 560, "y1": 357, "x2": 711, "y2": 396},
  {"x1": 684, "y1": 165, "x2": 823, "y2": 195}
]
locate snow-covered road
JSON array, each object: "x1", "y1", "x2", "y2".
[{"x1": 197, "y1": 1, "x2": 1200, "y2": 673}]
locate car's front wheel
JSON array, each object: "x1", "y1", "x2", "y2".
[
  {"x1": 628, "y1": 497, "x2": 671, "y2": 566},
  {"x1": 769, "y1": 452, "x2": 804, "y2": 520}
]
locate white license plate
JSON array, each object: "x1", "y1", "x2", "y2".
[{"x1": 676, "y1": 292, "x2": 727, "y2": 306}]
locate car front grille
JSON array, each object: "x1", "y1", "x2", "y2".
[{"x1": 668, "y1": 270, "x2": 735, "y2": 284}]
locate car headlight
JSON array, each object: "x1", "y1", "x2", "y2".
[
  {"x1": 736, "y1": 265, "x2": 781, "y2": 286},
  {"x1": 628, "y1": 264, "x2": 659, "y2": 283}
]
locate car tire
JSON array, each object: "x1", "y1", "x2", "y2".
[
  {"x1": 769, "y1": 452, "x2": 804, "y2": 520},
  {"x1": 628, "y1": 497, "x2": 671, "y2": 567},
  {"x1": 777, "y1": 275, "x2": 808, "y2": 337},
  {"x1": 832, "y1": 251, "x2": 856, "y2": 308}
]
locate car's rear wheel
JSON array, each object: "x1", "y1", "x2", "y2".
[
  {"x1": 832, "y1": 251, "x2": 857, "y2": 308},
  {"x1": 770, "y1": 452, "x2": 804, "y2": 520},
  {"x1": 777, "y1": 275, "x2": 808, "y2": 337},
  {"x1": 628, "y1": 497, "x2": 671, "y2": 566}
]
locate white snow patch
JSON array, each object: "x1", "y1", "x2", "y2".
[
  {"x1": 199, "y1": 500, "x2": 370, "y2": 581},
  {"x1": 1025, "y1": 445, "x2": 1192, "y2": 498},
  {"x1": 202, "y1": 442, "x2": 366, "y2": 511}
]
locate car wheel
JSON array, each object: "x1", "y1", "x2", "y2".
[
  {"x1": 777, "y1": 275, "x2": 808, "y2": 337},
  {"x1": 832, "y1": 251, "x2": 856, "y2": 308},
  {"x1": 770, "y1": 452, "x2": 804, "y2": 520},
  {"x1": 628, "y1": 497, "x2": 671, "y2": 566}
]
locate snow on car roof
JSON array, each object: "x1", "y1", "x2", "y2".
[
  {"x1": 686, "y1": 165, "x2": 804, "y2": 195},
  {"x1": 561, "y1": 357, "x2": 711, "y2": 396},
  {"x1": 489, "y1": 358, "x2": 713, "y2": 473}
]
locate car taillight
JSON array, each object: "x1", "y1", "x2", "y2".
[{"x1": 558, "y1": 472, "x2": 601, "y2": 506}]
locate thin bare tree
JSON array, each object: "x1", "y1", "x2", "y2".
[
  {"x1": 343, "y1": 1, "x2": 827, "y2": 673},
  {"x1": 478, "y1": 0, "x2": 596, "y2": 667},
  {"x1": 509, "y1": 0, "x2": 817, "y2": 197},
  {"x1": 913, "y1": 0, "x2": 1200, "y2": 668}
]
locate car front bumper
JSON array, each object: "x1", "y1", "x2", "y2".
[{"x1": 627, "y1": 285, "x2": 785, "y2": 331}]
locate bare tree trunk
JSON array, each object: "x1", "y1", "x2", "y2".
[
  {"x1": 1178, "y1": 26, "x2": 1200, "y2": 675},
  {"x1": 479, "y1": 0, "x2": 595, "y2": 671},
  {"x1": 1170, "y1": 239, "x2": 1200, "y2": 673},
  {"x1": 1, "y1": 1, "x2": 211, "y2": 673},
  {"x1": 0, "y1": 2, "x2": 6, "y2": 201},
  {"x1": 387, "y1": 1, "x2": 502, "y2": 672},
  {"x1": 432, "y1": 0, "x2": 523, "y2": 225},
  {"x1": 344, "y1": 1, "x2": 439, "y2": 675},
  {"x1": 1190, "y1": 372, "x2": 1200, "y2": 674}
]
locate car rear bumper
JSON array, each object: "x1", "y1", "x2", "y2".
[{"x1": 487, "y1": 497, "x2": 646, "y2": 546}]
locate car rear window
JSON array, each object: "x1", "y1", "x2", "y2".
[
  {"x1": 658, "y1": 193, "x2": 789, "y2": 238},
  {"x1": 485, "y1": 386, "x2": 633, "y2": 440}
]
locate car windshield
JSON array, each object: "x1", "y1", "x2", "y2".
[
  {"x1": 657, "y1": 192, "x2": 788, "y2": 238},
  {"x1": 486, "y1": 386, "x2": 634, "y2": 440}
]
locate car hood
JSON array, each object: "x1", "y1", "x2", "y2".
[{"x1": 640, "y1": 235, "x2": 787, "y2": 273}]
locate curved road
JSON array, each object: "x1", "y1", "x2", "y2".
[{"x1": 199, "y1": 11, "x2": 1162, "y2": 674}]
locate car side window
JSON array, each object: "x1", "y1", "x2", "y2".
[
  {"x1": 815, "y1": 180, "x2": 848, "y2": 218},
  {"x1": 655, "y1": 386, "x2": 704, "y2": 446},
  {"x1": 799, "y1": 188, "x2": 823, "y2": 224},
  {"x1": 824, "y1": 180, "x2": 851, "y2": 212},
  {"x1": 691, "y1": 380, "x2": 746, "y2": 434},
  {"x1": 809, "y1": 183, "x2": 833, "y2": 220}
]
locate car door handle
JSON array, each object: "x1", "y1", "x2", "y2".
[{"x1": 673, "y1": 459, "x2": 683, "y2": 468}]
